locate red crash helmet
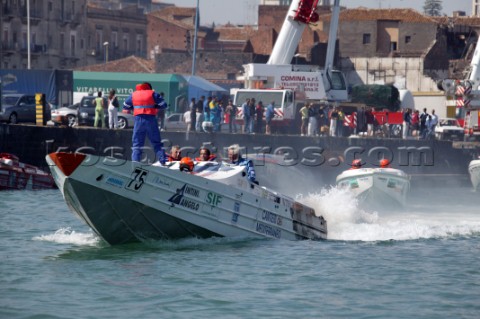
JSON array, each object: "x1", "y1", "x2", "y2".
[
  {"x1": 179, "y1": 157, "x2": 194, "y2": 172},
  {"x1": 352, "y1": 159, "x2": 362, "y2": 168},
  {"x1": 380, "y1": 159, "x2": 390, "y2": 168}
]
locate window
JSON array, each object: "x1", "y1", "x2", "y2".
[
  {"x1": 3, "y1": 29, "x2": 9, "y2": 48},
  {"x1": 48, "y1": 1, "x2": 52, "y2": 12},
  {"x1": 405, "y1": 36, "x2": 411, "y2": 44},
  {"x1": 96, "y1": 30, "x2": 102, "y2": 52},
  {"x1": 70, "y1": 34, "x2": 76, "y2": 56},
  {"x1": 22, "y1": 31, "x2": 27, "y2": 49},
  {"x1": 112, "y1": 31, "x2": 118, "y2": 48},
  {"x1": 136, "y1": 34, "x2": 143, "y2": 54},
  {"x1": 363, "y1": 33, "x2": 371, "y2": 44},
  {"x1": 60, "y1": 33, "x2": 65, "y2": 51},
  {"x1": 390, "y1": 41, "x2": 397, "y2": 51},
  {"x1": 123, "y1": 36, "x2": 129, "y2": 51}
]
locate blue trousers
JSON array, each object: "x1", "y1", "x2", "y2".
[{"x1": 132, "y1": 114, "x2": 166, "y2": 163}]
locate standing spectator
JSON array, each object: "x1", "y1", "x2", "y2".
[
  {"x1": 157, "y1": 92, "x2": 166, "y2": 131},
  {"x1": 123, "y1": 82, "x2": 167, "y2": 164},
  {"x1": 337, "y1": 107, "x2": 345, "y2": 137},
  {"x1": 426, "y1": 115, "x2": 435, "y2": 140},
  {"x1": 419, "y1": 108, "x2": 429, "y2": 139},
  {"x1": 356, "y1": 106, "x2": 366, "y2": 135},
  {"x1": 402, "y1": 108, "x2": 411, "y2": 139},
  {"x1": 107, "y1": 89, "x2": 119, "y2": 129},
  {"x1": 249, "y1": 98, "x2": 256, "y2": 133},
  {"x1": 216, "y1": 99, "x2": 224, "y2": 132},
  {"x1": 411, "y1": 109, "x2": 419, "y2": 137},
  {"x1": 225, "y1": 99, "x2": 238, "y2": 133},
  {"x1": 318, "y1": 105, "x2": 328, "y2": 135},
  {"x1": 265, "y1": 101, "x2": 275, "y2": 135},
  {"x1": 195, "y1": 96, "x2": 205, "y2": 132},
  {"x1": 189, "y1": 97, "x2": 196, "y2": 132},
  {"x1": 307, "y1": 103, "x2": 318, "y2": 136},
  {"x1": 242, "y1": 98, "x2": 251, "y2": 133},
  {"x1": 209, "y1": 97, "x2": 221, "y2": 132},
  {"x1": 299, "y1": 103, "x2": 309, "y2": 136},
  {"x1": 365, "y1": 107, "x2": 375, "y2": 137},
  {"x1": 329, "y1": 107, "x2": 339, "y2": 137},
  {"x1": 255, "y1": 101, "x2": 264, "y2": 134},
  {"x1": 183, "y1": 107, "x2": 192, "y2": 132},
  {"x1": 430, "y1": 109, "x2": 438, "y2": 132},
  {"x1": 204, "y1": 96, "x2": 212, "y2": 124},
  {"x1": 94, "y1": 91, "x2": 106, "y2": 128}
]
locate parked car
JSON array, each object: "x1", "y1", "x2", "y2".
[
  {"x1": 0, "y1": 94, "x2": 50, "y2": 124},
  {"x1": 51, "y1": 103, "x2": 79, "y2": 127},
  {"x1": 435, "y1": 118, "x2": 464, "y2": 141},
  {"x1": 77, "y1": 96, "x2": 134, "y2": 129},
  {"x1": 164, "y1": 113, "x2": 187, "y2": 131},
  {"x1": 164, "y1": 113, "x2": 231, "y2": 132}
]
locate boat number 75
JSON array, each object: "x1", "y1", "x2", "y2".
[{"x1": 126, "y1": 168, "x2": 148, "y2": 192}]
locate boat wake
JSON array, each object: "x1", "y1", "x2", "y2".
[
  {"x1": 298, "y1": 186, "x2": 480, "y2": 242},
  {"x1": 33, "y1": 227, "x2": 100, "y2": 246},
  {"x1": 34, "y1": 186, "x2": 480, "y2": 246}
]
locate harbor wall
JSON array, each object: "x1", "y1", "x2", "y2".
[{"x1": 0, "y1": 124, "x2": 474, "y2": 192}]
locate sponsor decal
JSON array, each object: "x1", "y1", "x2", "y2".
[
  {"x1": 105, "y1": 176, "x2": 125, "y2": 188},
  {"x1": 184, "y1": 185, "x2": 200, "y2": 198},
  {"x1": 261, "y1": 210, "x2": 283, "y2": 226},
  {"x1": 152, "y1": 176, "x2": 172, "y2": 188},
  {"x1": 126, "y1": 168, "x2": 148, "y2": 192},
  {"x1": 206, "y1": 192, "x2": 222, "y2": 207},
  {"x1": 256, "y1": 222, "x2": 281, "y2": 239},
  {"x1": 168, "y1": 184, "x2": 200, "y2": 211}
]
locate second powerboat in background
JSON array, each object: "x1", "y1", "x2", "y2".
[
  {"x1": 0, "y1": 153, "x2": 56, "y2": 190},
  {"x1": 468, "y1": 158, "x2": 480, "y2": 191},
  {"x1": 336, "y1": 160, "x2": 410, "y2": 209}
]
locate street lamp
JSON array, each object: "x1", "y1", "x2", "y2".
[
  {"x1": 103, "y1": 41, "x2": 109, "y2": 64},
  {"x1": 192, "y1": 0, "x2": 199, "y2": 76},
  {"x1": 27, "y1": 0, "x2": 31, "y2": 69}
]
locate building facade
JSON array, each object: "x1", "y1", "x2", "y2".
[{"x1": 0, "y1": 0, "x2": 146, "y2": 70}]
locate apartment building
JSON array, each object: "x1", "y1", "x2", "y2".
[{"x1": 0, "y1": 0, "x2": 146, "y2": 70}]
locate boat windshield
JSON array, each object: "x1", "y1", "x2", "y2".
[{"x1": 193, "y1": 161, "x2": 237, "y2": 174}]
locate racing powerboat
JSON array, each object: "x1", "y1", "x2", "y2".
[
  {"x1": 468, "y1": 159, "x2": 480, "y2": 191},
  {"x1": 0, "y1": 153, "x2": 56, "y2": 190},
  {"x1": 45, "y1": 152, "x2": 327, "y2": 245},
  {"x1": 336, "y1": 167, "x2": 410, "y2": 208}
]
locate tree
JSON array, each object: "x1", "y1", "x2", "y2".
[{"x1": 423, "y1": 0, "x2": 443, "y2": 16}]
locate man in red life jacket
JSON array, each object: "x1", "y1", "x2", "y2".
[
  {"x1": 167, "y1": 145, "x2": 182, "y2": 162},
  {"x1": 124, "y1": 82, "x2": 167, "y2": 164},
  {"x1": 195, "y1": 147, "x2": 216, "y2": 161}
]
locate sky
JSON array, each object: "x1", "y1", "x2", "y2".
[{"x1": 167, "y1": 0, "x2": 473, "y2": 26}]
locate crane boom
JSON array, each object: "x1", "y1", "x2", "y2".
[
  {"x1": 325, "y1": 0, "x2": 340, "y2": 76},
  {"x1": 267, "y1": 0, "x2": 320, "y2": 65}
]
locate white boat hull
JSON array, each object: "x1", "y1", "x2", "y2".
[
  {"x1": 336, "y1": 168, "x2": 410, "y2": 208},
  {"x1": 46, "y1": 153, "x2": 327, "y2": 244},
  {"x1": 468, "y1": 159, "x2": 480, "y2": 191}
]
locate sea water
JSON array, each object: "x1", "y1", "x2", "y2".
[{"x1": 1, "y1": 186, "x2": 480, "y2": 319}]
